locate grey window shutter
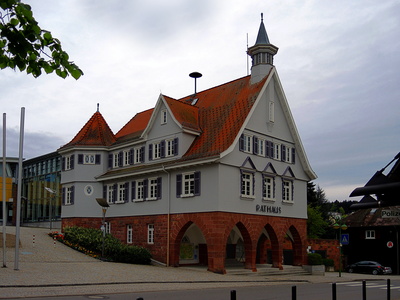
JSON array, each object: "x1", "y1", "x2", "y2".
[
  {"x1": 118, "y1": 151, "x2": 123, "y2": 167},
  {"x1": 62, "y1": 187, "x2": 66, "y2": 205},
  {"x1": 131, "y1": 181, "x2": 136, "y2": 201},
  {"x1": 160, "y1": 140, "x2": 165, "y2": 158},
  {"x1": 157, "y1": 177, "x2": 162, "y2": 199},
  {"x1": 143, "y1": 179, "x2": 148, "y2": 199},
  {"x1": 103, "y1": 185, "x2": 107, "y2": 199},
  {"x1": 78, "y1": 154, "x2": 83, "y2": 164},
  {"x1": 62, "y1": 157, "x2": 66, "y2": 171},
  {"x1": 173, "y1": 138, "x2": 179, "y2": 156},
  {"x1": 194, "y1": 172, "x2": 201, "y2": 196},
  {"x1": 113, "y1": 184, "x2": 117, "y2": 203},
  {"x1": 129, "y1": 149, "x2": 134, "y2": 165},
  {"x1": 239, "y1": 134, "x2": 244, "y2": 151},
  {"x1": 176, "y1": 174, "x2": 182, "y2": 198},
  {"x1": 124, "y1": 182, "x2": 129, "y2": 203},
  {"x1": 253, "y1": 137, "x2": 258, "y2": 154},
  {"x1": 108, "y1": 154, "x2": 113, "y2": 169},
  {"x1": 140, "y1": 146, "x2": 145, "y2": 162},
  {"x1": 70, "y1": 186, "x2": 75, "y2": 205},
  {"x1": 281, "y1": 145, "x2": 286, "y2": 161},
  {"x1": 148, "y1": 144, "x2": 153, "y2": 161},
  {"x1": 70, "y1": 154, "x2": 74, "y2": 169},
  {"x1": 291, "y1": 148, "x2": 296, "y2": 164},
  {"x1": 95, "y1": 154, "x2": 101, "y2": 164}
]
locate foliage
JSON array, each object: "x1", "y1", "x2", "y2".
[
  {"x1": 322, "y1": 258, "x2": 334, "y2": 267},
  {"x1": 307, "y1": 253, "x2": 323, "y2": 265},
  {"x1": 307, "y1": 205, "x2": 328, "y2": 238},
  {"x1": 50, "y1": 227, "x2": 152, "y2": 265},
  {"x1": 0, "y1": 0, "x2": 83, "y2": 79}
]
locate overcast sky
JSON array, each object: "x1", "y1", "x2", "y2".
[{"x1": 1, "y1": 0, "x2": 399, "y2": 202}]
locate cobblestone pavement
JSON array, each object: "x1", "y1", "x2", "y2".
[{"x1": 0, "y1": 226, "x2": 397, "y2": 298}]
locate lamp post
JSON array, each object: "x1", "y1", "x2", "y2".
[
  {"x1": 333, "y1": 221, "x2": 348, "y2": 277},
  {"x1": 44, "y1": 187, "x2": 56, "y2": 231},
  {"x1": 96, "y1": 198, "x2": 109, "y2": 259}
]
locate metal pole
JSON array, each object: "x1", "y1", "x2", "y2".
[
  {"x1": 49, "y1": 194, "x2": 53, "y2": 231},
  {"x1": 387, "y1": 279, "x2": 391, "y2": 300},
  {"x1": 362, "y1": 280, "x2": 366, "y2": 300},
  {"x1": 102, "y1": 207, "x2": 106, "y2": 259},
  {"x1": 338, "y1": 226, "x2": 342, "y2": 277},
  {"x1": 14, "y1": 107, "x2": 25, "y2": 270},
  {"x1": 230, "y1": 290, "x2": 236, "y2": 300},
  {"x1": 292, "y1": 285, "x2": 297, "y2": 300},
  {"x1": 2, "y1": 113, "x2": 6, "y2": 268},
  {"x1": 332, "y1": 283, "x2": 337, "y2": 300}
]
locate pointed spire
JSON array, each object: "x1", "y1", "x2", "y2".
[
  {"x1": 60, "y1": 110, "x2": 116, "y2": 149},
  {"x1": 247, "y1": 13, "x2": 279, "y2": 84},
  {"x1": 255, "y1": 13, "x2": 270, "y2": 45}
]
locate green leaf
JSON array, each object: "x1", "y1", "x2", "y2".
[
  {"x1": 70, "y1": 68, "x2": 83, "y2": 80},
  {"x1": 43, "y1": 32, "x2": 52, "y2": 41},
  {"x1": 10, "y1": 18, "x2": 19, "y2": 26}
]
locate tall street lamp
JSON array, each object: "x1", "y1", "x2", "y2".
[
  {"x1": 333, "y1": 221, "x2": 348, "y2": 277},
  {"x1": 96, "y1": 198, "x2": 109, "y2": 259},
  {"x1": 44, "y1": 187, "x2": 56, "y2": 230}
]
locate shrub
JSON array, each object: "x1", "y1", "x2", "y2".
[
  {"x1": 307, "y1": 253, "x2": 323, "y2": 265},
  {"x1": 323, "y1": 258, "x2": 334, "y2": 267},
  {"x1": 61, "y1": 226, "x2": 151, "y2": 265}
]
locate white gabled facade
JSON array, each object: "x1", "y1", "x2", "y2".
[{"x1": 58, "y1": 14, "x2": 316, "y2": 274}]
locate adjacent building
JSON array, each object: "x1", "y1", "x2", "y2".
[{"x1": 57, "y1": 15, "x2": 316, "y2": 273}]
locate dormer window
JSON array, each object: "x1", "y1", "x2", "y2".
[{"x1": 161, "y1": 109, "x2": 167, "y2": 124}]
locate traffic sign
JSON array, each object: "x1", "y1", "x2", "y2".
[{"x1": 341, "y1": 234, "x2": 350, "y2": 245}]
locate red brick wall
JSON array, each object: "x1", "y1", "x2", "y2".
[
  {"x1": 308, "y1": 238, "x2": 340, "y2": 270},
  {"x1": 63, "y1": 212, "x2": 308, "y2": 273}
]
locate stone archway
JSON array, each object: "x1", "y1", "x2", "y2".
[{"x1": 287, "y1": 225, "x2": 306, "y2": 266}]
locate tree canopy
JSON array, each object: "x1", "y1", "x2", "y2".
[{"x1": 0, "y1": 0, "x2": 83, "y2": 79}]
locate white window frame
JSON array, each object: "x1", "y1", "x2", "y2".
[
  {"x1": 243, "y1": 135, "x2": 252, "y2": 153},
  {"x1": 161, "y1": 109, "x2": 167, "y2": 124},
  {"x1": 282, "y1": 180, "x2": 293, "y2": 203},
  {"x1": 147, "y1": 178, "x2": 158, "y2": 200},
  {"x1": 84, "y1": 154, "x2": 95, "y2": 165},
  {"x1": 182, "y1": 172, "x2": 195, "y2": 197},
  {"x1": 134, "y1": 147, "x2": 142, "y2": 164},
  {"x1": 123, "y1": 150, "x2": 130, "y2": 166},
  {"x1": 263, "y1": 175, "x2": 275, "y2": 201},
  {"x1": 65, "y1": 155, "x2": 72, "y2": 170},
  {"x1": 274, "y1": 144, "x2": 281, "y2": 161},
  {"x1": 257, "y1": 138, "x2": 265, "y2": 156},
  {"x1": 116, "y1": 183, "x2": 126, "y2": 203},
  {"x1": 127, "y1": 224, "x2": 133, "y2": 244},
  {"x1": 166, "y1": 139, "x2": 174, "y2": 157},
  {"x1": 107, "y1": 184, "x2": 114, "y2": 204},
  {"x1": 65, "y1": 186, "x2": 73, "y2": 205},
  {"x1": 113, "y1": 152, "x2": 119, "y2": 168},
  {"x1": 153, "y1": 142, "x2": 161, "y2": 160},
  {"x1": 366, "y1": 230, "x2": 375, "y2": 240},
  {"x1": 147, "y1": 224, "x2": 154, "y2": 244},
  {"x1": 241, "y1": 171, "x2": 254, "y2": 199},
  {"x1": 269, "y1": 101, "x2": 275, "y2": 123},
  {"x1": 135, "y1": 180, "x2": 144, "y2": 202}
]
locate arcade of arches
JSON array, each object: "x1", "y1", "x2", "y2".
[{"x1": 169, "y1": 212, "x2": 307, "y2": 274}]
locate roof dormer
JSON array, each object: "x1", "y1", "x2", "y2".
[{"x1": 247, "y1": 13, "x2": 279, "y2": 84}]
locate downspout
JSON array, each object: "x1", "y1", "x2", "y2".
[{"x1": 162, "y1": 165, "x2": 170, "y2": 266}]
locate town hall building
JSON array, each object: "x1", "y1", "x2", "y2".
[{"x1": 58, "y1": 15, "x2": 317, "y2": 273}]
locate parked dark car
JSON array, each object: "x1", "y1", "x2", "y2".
[{"x1": 346, "y1": 261, "x2": 392, "y2": 275}]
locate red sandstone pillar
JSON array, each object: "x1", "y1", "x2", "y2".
[{"x1": 207, "y1": 240, "x2": 226, "y2": 274}]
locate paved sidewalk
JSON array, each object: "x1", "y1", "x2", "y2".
[{"x1": 0, "y1": 226, "x2": 397, "y2": 298}]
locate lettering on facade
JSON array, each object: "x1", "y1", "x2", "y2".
[
  {"x1": 256, "y1": 204, "x2": 282, "y2": 214},
  {"x1": 382, "y1": 209, "x2": 400, "y2": 218}
]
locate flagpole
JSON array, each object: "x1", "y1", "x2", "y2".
[
  {"x1": 2, "y1": 113, "x2": 6, "y2": 268},
  {"x1": 14, "y1": 107, "x2": 25, "y2": 270}
]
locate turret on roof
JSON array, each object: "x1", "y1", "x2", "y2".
[{"x1": 60, "y1": 107, "x2": 116, "y2": 149}]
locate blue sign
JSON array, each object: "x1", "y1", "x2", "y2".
[{"x1": 341, "y1": 234, "x2": 350, "y2": 245}]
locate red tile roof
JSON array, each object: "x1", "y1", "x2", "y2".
[
  {"x1": 60, "y1": 111, "x2": 116, "y2": 149},
  {"x1": 115, "y1": 108, "x2": 154, "y2": 142},
  {"x1": 63, "y1": 74, "x2": 269, "y2": 160},
  {"x1": 178, "y1": 75, "x2": 268, "y2": 160}
]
